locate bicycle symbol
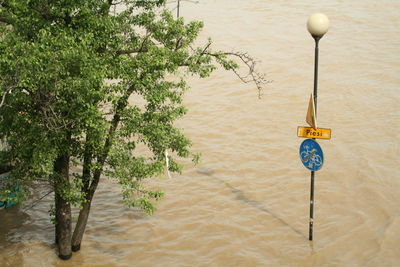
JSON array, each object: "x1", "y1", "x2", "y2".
[
  {"x1": 299, "y1": 139, "x2": 324, "y2": 171},
  {"x1": 301, "y1": 146, "x2": 322, "y2": 169}
]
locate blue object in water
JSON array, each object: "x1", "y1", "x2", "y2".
[{"x1": 0, "y1": 185, "x2": 20, "y2": 208}]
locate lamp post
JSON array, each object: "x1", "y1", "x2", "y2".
[{"x1": 306, "y1": 13, "x2": 329, "y2": 241}]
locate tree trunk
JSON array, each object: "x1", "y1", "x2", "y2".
[
  {"x1": 54, "y1": 154, "x2": 72, "y2": 260},
  {"x1": 71, "y1": 171, "x2": 103, "y2": 251},
  {"x1": 71, "y1": 132, "x2": 95, "y2": 252},
  {"x1": 71, "y1": 197, "x2": 92, "y2": 251},
  {"x1": 71, "y1": 167, "x2": 102, "y2": 251},
  {"x1": 71, "y1": 91, "x2": 130, "y2": 251}
]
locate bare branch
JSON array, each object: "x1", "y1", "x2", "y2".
[
  {"x1": 216, "y1": 51, "x2": 271, "y2": 98},
  {"x1": 40, "y1": 103, "x2": 76, "y2": 131},
  {"x1": 184, "y1": 42, "x2": 270, "y2": 98}
]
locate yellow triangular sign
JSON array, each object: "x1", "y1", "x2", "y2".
[{"x1": 306, "y1": 93, "x2": 317, "y2": 130}]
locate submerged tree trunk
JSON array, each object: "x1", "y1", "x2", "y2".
[
  {"x1": 54, "y1": 154, "x2": 72, "y2": 260},
  {"x1": 71, "y1": 196, "x2": 92, "y2": 251},
  {"x1": 72, "y1": 109, "x2": 122, "y2": 251},
  {"x1": 71, "y1": 169, "x2": 102, "y2": 251}
]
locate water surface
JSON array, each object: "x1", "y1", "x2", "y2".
[{"x1": 1, "y1": 0, "x2": 399, "y2": 266}]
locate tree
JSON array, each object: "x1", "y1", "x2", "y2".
[{"x1": 0, "y1": 0, "x2": 266, "y2": 260}]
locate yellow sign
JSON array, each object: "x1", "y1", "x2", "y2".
[{"x1": 297, "y1": 126, "x2": 331, "y2": 140}]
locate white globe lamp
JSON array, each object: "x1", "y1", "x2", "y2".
[{"x1": 307, "y1": 13, "x2": 330, "y2": 38}]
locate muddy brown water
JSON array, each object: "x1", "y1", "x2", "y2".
[{"x1": 1, "y1": 0, "x2": 399, "y2": 266}]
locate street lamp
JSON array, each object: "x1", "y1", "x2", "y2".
[{"x1": 306, "y1": 13, "x2": 329, "y2": 241}]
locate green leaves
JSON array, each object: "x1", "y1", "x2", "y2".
[{"x1": 0, "y1": 0, "x2": 248, "y2": 215}]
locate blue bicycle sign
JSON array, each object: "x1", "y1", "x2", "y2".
[{"x1": 299, "y1": 139, "x2": 324, "y2": 171}]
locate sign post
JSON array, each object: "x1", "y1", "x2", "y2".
[
  {"x1": 301, "y1": 13, "x2": 330, "y2": 241},
  {"x1": 299, "y1": 138, "x2": 324, "y2": 241}
]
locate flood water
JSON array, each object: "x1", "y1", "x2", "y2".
[{"x1": 1, "y1": 0, "x2": 399, "y2": 266}]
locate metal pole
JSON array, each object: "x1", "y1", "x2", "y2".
[
  {"x1": 309, "y1": 36, "x2": 320, "y2": 241},
  {"x1": 177, "y1": 0, "x2": 180, "y2": 18},
  {"x1": 309, "y1": 170, "x2": 315, "y2": 240},
  {"x1": 313, "y1": 36, "x2": 320, "y2": 113}
]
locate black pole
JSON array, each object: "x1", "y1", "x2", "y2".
[
  {"x1": 177, "y1": 0, "x2": 180, "y2": 18},
  {"x1": 313, "y1": 36, "x2": 320, "y2": 113},
  {"x1": 309, "y1": 36, "x2": 320, "y2": 241},
  {"x1": 309, "y1": 170, "x2": 315, "y2": 240}
]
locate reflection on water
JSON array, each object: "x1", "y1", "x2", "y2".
[
  {"x1": 1, "y1": 0, "x2": 400, "y2": 266},
  {"x1": 197, "y1": 168, "x2": 306, "y2": 239}
]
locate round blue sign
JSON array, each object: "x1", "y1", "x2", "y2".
[{"x1": 299, "y1": 139, "x2": 324, "y2": 171}]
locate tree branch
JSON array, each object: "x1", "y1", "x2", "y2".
[
  {"x1": 210, "y1": 51, "x2": 270, "y2": 98},
  {"x1": 175, "y1": 36, "x2": 183, "y2": 51},
  {"x1": 0, "y1": 85, "x2": 20, "y2": 109},
  {"x1": 116, "y1": 33, "x2": 151, "y2": 55},
  {"x1": 88, "y1": 81, "x2": 139, "y2": 197},
  {"x1": 184, "y1": 42, "x2": 270, "y2": 98},
  {"x1": 22, "y1": 190, "x2": 53, "y2": 212},
  {"x1": 30, "y1": 6, "x2": 58, "y2": 20},
  {"x1": 0, "y1": 89, "x2": 10, "y2": 109},
  {"x1": 196, "y1": 42, "x2": 211, "y2": 64}
]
